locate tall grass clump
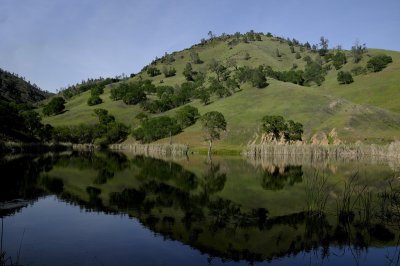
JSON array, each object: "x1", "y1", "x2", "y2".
[{"x1": 305, "y1": 170, "x2": 329, "y2": 217}]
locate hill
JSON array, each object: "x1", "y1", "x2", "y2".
[
  {"x1": 42, "y1": 32, "x2": 400, "y2": 150},
  {"x1": 0, "y1": 68, "x2": 52, "y2": 104}
]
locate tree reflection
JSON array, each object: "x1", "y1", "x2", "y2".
[
  {"x1": 2, "y1": 152, "x2": 400, "y2": 264},
  {"x1": 261, "y1": 165, "x2": 303, "y2": 190}
]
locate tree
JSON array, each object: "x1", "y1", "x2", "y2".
[
  {"x1": 43, "y1": 97, "x2": 66, "y2": 116},
  {"x1": 183, "y1": 63, "x2": 195, "y2": 81},
  {"x1": 303, "y1": 60, "x2": 325, "y2": 86},
  {"x1": 200, "y1": 111, "x2": 227, "y2": 157},
  {"x1": 285, "y1": 120, "x2": 303, "y2": 142},
  {"x1": 337, "y1": 71, "x2": 354, "y2": 84},
  {"x1": 250, "y1": 67, "x2": 268, "y2": 88},
  {"x1": 332, "y1": 51, "x2": 347, "y2": 70},
  {"x1": 208, "y1": 77, "x2": 231, "y2": 98},
  {"x1": 208, "y1": 59, "x2": 229, "y2": 81},
  {"x1": 94, "y1": 108, "x2": 115, "y2": 125},
  {"x1": 351, "y1": 40, "x2": 366, "y2": 63},
  {"x1": 197, "y1": 88, "x2": 211, "y2": 105},
  {"x1": 261, "y1": 115, "x2": 286, "y2": 141},
  {"x1": 295, "y1": 52, "x2": 301, "y2": 59},
  {"x1": 262, "y1": 116, "x2": 303, "y2": 143},
  {"x1": 319, "y1": 36, "x2": 329, "y2": 56},
  {"x1": 175, "y1": 105, "x2": 200, "y2": 128},
  {"x1": 208, "y1": 30, "x2": 215, "y2": 40}
]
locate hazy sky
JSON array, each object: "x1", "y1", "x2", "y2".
[{"x1": 1, "y1": 0, "x2": 399, "y2": 92}]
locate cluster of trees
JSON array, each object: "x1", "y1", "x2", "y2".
[
  {"x1": 87, "y1": 82, "x2": 105, "y2": 106},
  {"x1": 318, "y1": 49, "x2": 348, "y2": 72},
  {"x1": 61, "y1": 77, "x2": 120, "y2": 99},
  {"x1": 0, "y1": 100, "x2": 53, "y2": 142},
  {"x1": 146, "y1": 66, "x2": 161, "y2": 77},
  {"x1": 264, "y1": 66, "x2": 304, "y2": 85},
  {"x1": 52, "y1": 109, "x2": 129, "y2": 146},
  {"x1": 110, "y1": 80, "x2": 152, "y2": 105},
  {"x1": 261, "y1": 115, "x2": 303, "y2": 143},
  {"x1": 132, "y1": 105, "x2": 199, "y2": 143},
  {"x1": 141, "y1": 82, "x2": 195, "y2": 113},
  {"x1": 266, "y1": 56, "x2": 327, "y2": 86},
  {"x1": 42, "y1": 97, "x2": 66, "y2": 116}
]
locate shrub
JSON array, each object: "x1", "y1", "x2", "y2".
[
  {"x1": 367, "y1": 54, "x2": 393, "y2": 72},
  {"x1": 146, "y1": 66, "x2": 161, "y2": 77},
  {"x1": 87, "y1": 95, "x2": 103, "y2": 106},
  {"x1": 337, "y1": 71, "x2": 354, "y2": 84}
]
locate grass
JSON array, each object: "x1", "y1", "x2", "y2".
[{"x1": 41, "y1": 34, "x2": 400, "y2": 150}]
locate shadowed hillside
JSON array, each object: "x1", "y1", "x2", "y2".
[{"x1": 0, "y1": 68, "x2": 52, "y2": 104}]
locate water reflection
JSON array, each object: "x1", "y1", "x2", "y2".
[
  {"x1": 261, "y1": 165, "x2": 303, "y2": 190},
  {"x1": 1, "y1": 151, "x2": 400, "y2": 265}
]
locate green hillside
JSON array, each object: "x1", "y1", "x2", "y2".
[{"x1": 42, "y1": 32, "x2": 400, "y2": 149}]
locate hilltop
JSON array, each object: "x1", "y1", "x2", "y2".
[{"x1": 42, "y1": 32, "x2": 400, "y2": 150}]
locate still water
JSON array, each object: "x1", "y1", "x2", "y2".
[{"x1": 1, "y1": 151, "x2": 400, "y2": 265}]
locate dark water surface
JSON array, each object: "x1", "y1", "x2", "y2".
[{"x1": 1, "y1": 151, "x2": 400, "y2": 266}]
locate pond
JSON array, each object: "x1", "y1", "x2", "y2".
[{"x1": 1, "y1": 151, "x2": 400, "y2": 265}]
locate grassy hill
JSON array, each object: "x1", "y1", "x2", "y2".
[{"x1": 42, "y1": 33, "x2": 400, "y2": 150}]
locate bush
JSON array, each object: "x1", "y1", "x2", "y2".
[
  {"x1": 87, "y1": 95, "x2": 103, "y2": 106},
  {"x1": 337, "y1": 71, "x2": 354, "y2": 84},
  {"x1": 367, "y1": 54, "x2": 393, "y2": 72}
]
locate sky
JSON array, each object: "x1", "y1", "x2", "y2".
[{"x1": 1, "y1": 0, "x2": 399, "y2": 92}]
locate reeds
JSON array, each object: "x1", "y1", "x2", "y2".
[{"x1": 245, "y1": 142, "x2": 400, "y2": 168}]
